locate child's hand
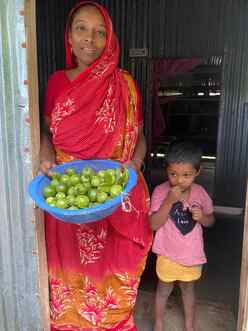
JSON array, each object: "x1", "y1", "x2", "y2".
[
  {"x1": 190, "y1": 205, "x2": 203, "y2": 221},
  {"x1": 167, "y1": 186, "x2": 183, "y2": 204}
]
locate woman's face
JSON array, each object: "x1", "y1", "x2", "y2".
[{"x1": 69, "y1": 5, "x2": 106, "y2": 70}]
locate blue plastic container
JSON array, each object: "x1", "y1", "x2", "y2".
[{"x1": 28, "y1": 159, "x2": 137, "y2": 224}]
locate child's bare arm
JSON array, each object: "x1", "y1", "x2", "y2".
[
  {"x1": 150, "y1": 199, "x2": 174, "y2": 231},
  {"x1": 191, "y1": 206, "x2": 215, "y2": 227},
  {"x1": 150, "y1": 186, "x2": 183, "y2": 231}
]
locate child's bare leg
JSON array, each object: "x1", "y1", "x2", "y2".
[
  {"x1": 178, "y1": 281, "x2": 195, "y2": 331},
  {"x1": 154, "y1": 280, "x2": 174, "y2": 331}
]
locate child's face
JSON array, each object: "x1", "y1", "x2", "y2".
[{"x1": 166, "y1": 162, "x2": 200, "y2": 192}]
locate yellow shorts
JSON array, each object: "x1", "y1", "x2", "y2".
[{"x1": 156, "y1": 255, "x2": 202, "y2": 282}]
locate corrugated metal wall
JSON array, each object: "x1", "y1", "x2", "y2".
[
  {"x1": 36, "y1": 0, "x2": 248, "y2": 207},
  {"x1": 215, "y1": 0, "x2": 248, "y2": 207},
  {"x1": 0, "y1": 0, "x2": 42, "y2": 330}
]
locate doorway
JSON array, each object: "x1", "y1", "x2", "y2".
[
  {"x1": 25, "y1": 0, "x2": 248, "y2": 329},
  {"x1": 138, "y1": 56, "x2": 241, "y2": 330}
]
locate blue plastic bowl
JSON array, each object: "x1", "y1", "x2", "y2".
[{"x1": 28, "y1": 159, "x2": 137, "y2": 224}]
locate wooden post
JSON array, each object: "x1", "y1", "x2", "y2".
[
  {"x1": 24, "y1": 0, "x2": 50, "y2": 330},
  {"x1": 237, "y1": 181, "x2": 248, "y2": 331}
]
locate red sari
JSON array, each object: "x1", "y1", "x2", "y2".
[{"x1": 44, "y1": 2, "x2": 152, "y2": 330}]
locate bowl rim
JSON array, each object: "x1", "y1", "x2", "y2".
[{"x1": 28, "y1": 159, "x2": 137, "y2": 216}]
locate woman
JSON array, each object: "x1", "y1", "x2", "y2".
[{"x1": 40, "y1": 2, "x2": 152, "y2": 330}]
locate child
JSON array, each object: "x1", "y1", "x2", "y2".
[{"x1": 150, "y1": 140, "x2": 215, "y2": 331}]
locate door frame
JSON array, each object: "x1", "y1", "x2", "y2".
[
  {"x1": 24, "y1": 1, "x2": 50, "y2": 330},
  {"x1": 24, "y1": 1, "x2": 248, "y2": 330},
  {"x1": 237, "y1": 181, "x2": 248, "y2": 330}
]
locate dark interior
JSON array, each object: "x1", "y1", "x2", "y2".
[{"x1": 150, "y1": 56, "x2": 221, "y2": 198}]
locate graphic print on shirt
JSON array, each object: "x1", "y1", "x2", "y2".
[{"x1": 169, "y1": 201, "x2": 196, "y2": 235}]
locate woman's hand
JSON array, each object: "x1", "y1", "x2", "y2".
[
  {"x1": 40, "y1": 123, "x2": 56, "y2": 175},
  {"x1": 40, "y1": 159, "x2": 56, "y2": 176}
]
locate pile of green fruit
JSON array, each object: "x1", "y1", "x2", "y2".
[{"x1": 43, "y1": 166, "x2": 129, "y2": 210}]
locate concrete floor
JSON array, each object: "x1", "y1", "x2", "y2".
[
  {"x1": 134, "y1": 290, "x2": 236, "y2": 331},
  {"x1": 135, "y1": 213, "x2": 242, "y2": 331}
]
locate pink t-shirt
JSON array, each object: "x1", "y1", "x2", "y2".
[{"x1": 151, "y1": 182, "x2": 213, "y2": 266}]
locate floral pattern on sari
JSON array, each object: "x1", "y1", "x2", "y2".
[
  {"x1": 49, "y1": 271, "x2": 140, "y2": 329},
  {"x1": 113, "y1": 71, "x2": 139, "y2": 162},
  {"x1": 51, "y1": 97, "x2": 75, "y2": 136},
  {"x1": 50, "y1": 278, "x2": 73, "y2": 321},
  {"x1": 95, "y1": 75, "x2": 117, "y2": 133},
  {"x1": 77, "y1": 225, "x2": 107, "y2": 265},
  {"x1": 89, "y1": 58, "x2": 114, "y2": 80},
  {"x1": 78, "y1": 278, "x2": 119, "y2": 327},
  {"x1": 117, "y1": 273, "x2": 139, "y2": 306}
]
